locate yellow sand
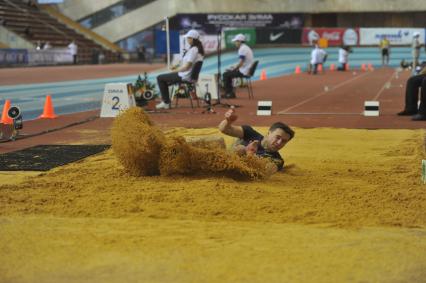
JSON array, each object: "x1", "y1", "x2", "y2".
[{"x1": 1, "y1": 126, "x2": 426, "y2": 282}]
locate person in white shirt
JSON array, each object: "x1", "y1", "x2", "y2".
[
  {"x1": 35, "y1": 40, "x2": 42, "y2": 50},
  {"x1": 412, "y1": 32, "x2": 422, "y2": 70},
  {"x1": 68, "y1": 40, "x2": 78, "y2": 64},
  {"x1": 43, "y1": 41, "x2": 51, "y2": 50},
  {"x1": 222, "y1": 33, "x2": 254, "y2": 99},
  {"x1": 337, "y1": 45, "x2": 352, "y2": 71},
  {"x1": 310, "y1": 42, "x2": 327, "y2": 74},
  {"x1": 156, "y1": 29, "x2": 204, "y2": 110}
]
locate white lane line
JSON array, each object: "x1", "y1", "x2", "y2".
[
  {"x1": 278, "y1": 71, "x2": 371, "y2": 114},
  {"x1": 278, "y1": 112, "x2": 360, "y2": 115},
  {"x1": 372, "y1": 70, "x2": 398, "y2": 101}
]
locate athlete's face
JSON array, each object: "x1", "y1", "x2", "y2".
[{"x1": 264, "y1": 128, "x2": 291, "y2": 152}]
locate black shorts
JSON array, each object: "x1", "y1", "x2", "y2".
[{"x1": 382, "y1": 49, "x2": 389, "y2": 56}]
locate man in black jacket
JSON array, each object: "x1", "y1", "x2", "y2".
[{"x1": 397, "y1": 67, "x2": 426, "y2": 121}]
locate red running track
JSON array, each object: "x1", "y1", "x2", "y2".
[{"x1": 0, "y1": 64, "x2": 424, "y2": 153}]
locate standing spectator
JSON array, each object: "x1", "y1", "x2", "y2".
[
  {"x1": 68, "y1": 40, "x2": 78, "y2": 64},
  {"x1": 24, "y1": 26, "x2": 31, "y2": 37},
  {"x1": 310, "y1": 41, "x2": 327, "y2": 74},
  {"x1": 98, "y1": 51, "x2": 105, "y2": 64},
  {"x1": 380, "y1": 36, "x2": 390, "y2": 66},
  {"x1": 337, "y1": 45, "x2": 352, "y2": 71},
  {"x1": 43, "y1": 41, "x2": 51, "y2": 50},
  {"x1": 35, "y1": 40, "x2": 42, "y2": 50},
  {"x1": 222, "y1": 34, "x2": 254, "y2": 99},
  {"x1": 91, "y1": 48, "x2": 99, "y2": 64},
  {"x1": 412, "y1": 32, "x2": 421, "y2": 70},
  {"x1": 137, "y1": 45, "x2": 146, "y2": 62}
]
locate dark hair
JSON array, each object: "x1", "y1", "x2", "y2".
[
  {"x1": 269, "y1": 122, "x2": 295, "y2": 140},
  {"x1": 191, "y1": 38, "x2": 205, "y2": 56}
]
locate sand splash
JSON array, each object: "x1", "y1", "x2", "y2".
[{"x1": 111, "y1": 107, "x2": 274, "y2": 180}]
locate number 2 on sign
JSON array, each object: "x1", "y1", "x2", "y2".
[{"x1": 112, "y1": 96, "x2": 120, "y2": 110}]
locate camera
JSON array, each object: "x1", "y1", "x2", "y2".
[{"x1": 8, "y1": 106, "x2": 23, "y2": 130}]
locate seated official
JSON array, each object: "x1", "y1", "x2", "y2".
[
  {"x1": 156, "y1": 29, "x2": 204, "y2": 110},
  {"x1": 222, "y1": 34, "x2": 254, "y2": 99}
]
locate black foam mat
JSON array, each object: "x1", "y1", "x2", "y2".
[{"x1": 0, "y1": 144, "x2": 110, "y2": 171}]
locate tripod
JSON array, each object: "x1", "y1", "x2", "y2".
[{"x1": 204, "y1": 27, "x2": 234, "y2": 113}]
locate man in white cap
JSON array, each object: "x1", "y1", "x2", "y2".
[
  {"x1": 156, "y1": 29, "x2": 204, "y2": 109},
  {"x1": 222, "y1": 33, "x2": 254, "y2": 99},
  {"x1": 412, "y1": 32, "x2": 422, "y2": 70}
]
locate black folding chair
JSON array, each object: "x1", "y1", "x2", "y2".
[
  {"x1": 242, "y1": 60, "x2": 259, "y2": 99},
  {"x1": 174, "y1": 61, "x2": 203, "y2": 109}
]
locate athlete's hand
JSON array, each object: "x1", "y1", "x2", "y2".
[
  {"x1": 245, "y1": 140, "x2": 259, "y2": 155},
  {"x1": 225, "y1": 106, "x2": 237, "y2": 123}
]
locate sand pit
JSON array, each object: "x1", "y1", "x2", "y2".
[{"x1": 1, "y1": 126, "x2": 426, "y2": 282}]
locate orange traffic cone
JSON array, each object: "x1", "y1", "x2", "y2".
[
  {"x1": 361, "y1": 63, "x2": 367, "y2": 71},
  {"x1": 294, "y1": 65, "x2": 302, "y2": 74},
  {"x1": 329, "y1": 64, "x2": 335, "y2": 71},
  {"x1": 39, "y1": 95, "x2": 57, "y2": 119},
  {"x1": 1, "y1": 99, "x2": 13, "y2": 124},
  {"x1": 368, "y1": 63, "x2": 374, "y2": 71},
  {"x1": 318, "y1": 64, "x2": 323, "y2": 73},
  {"x1": 260, "y1": 69, "x2": 267, "y2": 80}
]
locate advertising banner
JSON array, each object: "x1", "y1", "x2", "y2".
[
  {"x1": 302, "y1": 28, "x2": 359, "y2": 46},
  {"x1": 256, "y1": 28, "x2": 302, "y2": 44},
  {"x1": 224, "y1": 29, "x2": 256, "y2": 48},
  {"x1": 0, "y1": 49, "x2": 27, "y2": 65},
  {"x1": 154, "y1": 30, "x2": 180, "y2": 54},
  {"x1": 37, "y1": 0, "x2": 63, "y2": 3},
  {"x1": 170, "y1": 13, "x2": 304, "y2": 34},
  {"x1": 27, "y1": 49, "x2": 73, "y2": 65},
  {"x1": 359, "y1": 28, "x2": 425, "y2": 45},
  {"x1": 200, "y1": 35, "x2": 219, "y2": 55}
]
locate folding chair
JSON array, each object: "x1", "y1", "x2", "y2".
[
  {"x1": 242, "y1": 60, "x2": 259, "y2": 99},
  {"x1": 174, "y1": 61, "x2": 203, "y2": 109}
]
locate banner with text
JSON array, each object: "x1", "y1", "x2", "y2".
[
  {"x1": 256, "y1": 28, "x2": 302, "y2": 44},
  {"x1": 27, "y1": 49, "x2": 73, "y2": 65},
  {"x1": 170, "y1": 13, "x2": 304, "y2": 34},
  {"x1": 302, "y1": 28, "x2": 359, "y2": 46},
  {"x1": 0, "y1": 48, "x2": 28, "y2": 65},
  {"x1": 359, "y1": 28, "x2": 425, "y2": 45}
]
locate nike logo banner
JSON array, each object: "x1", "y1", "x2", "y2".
[
  {"x1": 256, "y1": 28, "x2": 302, "y2": 44},
  {"x1": 270, "y1": 32, "x2": 284, "y2": 41}
]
